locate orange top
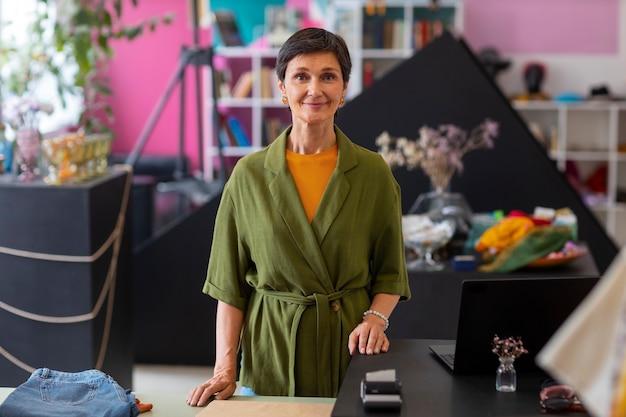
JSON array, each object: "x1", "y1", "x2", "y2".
[{"x1": 286, "y1": 145, "x2": 338, "y2": 223}]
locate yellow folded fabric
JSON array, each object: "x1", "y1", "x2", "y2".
[
  {"x1": 474, "y1": 216, "x2": 535, "y2": 254},
  {"x1": 478, "y1": 226, "x2": 572, "y2": 273}
]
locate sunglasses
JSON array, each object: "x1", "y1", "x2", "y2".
[{"x1": 539, "y1": 379, "x2": 586, "y2": 413}]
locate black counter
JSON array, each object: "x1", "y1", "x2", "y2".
[
  {"x1": 332, "y1": 338, "x2": 590, "y2": 417},
  {"x1": 0, "y1": 168, "x2": 133, "y2": 388}
]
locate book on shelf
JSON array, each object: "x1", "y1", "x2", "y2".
[
  {"x1": 217, "y1": 114, "x2": 237, "y2": 147},
  {"x1": 361, "y1": 18, "x2": 378, "y2": 48},
  {"x1": 363, "y1": 17, "x2": 403, "y2": 49},
  {"x1": 363, "y1": 60, "x2": 375, "y2": 89},
  {"x1": 260, "y1": 66, "x2": 276, "y2": 99},
  {"x1": 231, "y1": 71, "x2": 254, "y2": 98},
  {"x1": 263, "y1": 67, "x2": 283, "y2": 100},
  {"x1": 392, "y1": 19, "x2": 404, "y2": 49},
  {"x1": 383, "y1": 19, "x2": 394, "y2": 49},
  {"x1": 218, "y1": 126, "x2": 233, "y2": 148},
  {"x1": 213, "y1": 10, "x2": 245, "y2": 47},
  {"x1": 270, "y1": 68, "x2": 282, "y2": 99},
  {"x1": 413, "y1": 20, "x2": 446, "y2": 49},
  {"x1": 226, "y1": 116, "x2": 251, "y2": 146}
]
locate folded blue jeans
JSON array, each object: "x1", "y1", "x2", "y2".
[{"x1": 0, "y1": 368, "x2": 139, "y2": 417}]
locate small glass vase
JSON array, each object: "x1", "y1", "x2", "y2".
[{"x1": 495, "y1": 356, "x2": 517, "y2": 392}]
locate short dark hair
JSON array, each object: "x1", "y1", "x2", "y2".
[{"x1": 275, "y1": 28, "x2": 352, "y2": 85}]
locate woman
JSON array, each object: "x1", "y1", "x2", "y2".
[{"x1": 186, "y1": 27, "x2": 410, "y2": 406}]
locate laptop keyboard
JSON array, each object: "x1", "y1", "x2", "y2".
[{"x1": 442, "y1": 353, "x2": 455, "y2": 368}]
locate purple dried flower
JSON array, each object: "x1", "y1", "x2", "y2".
[
  {"x1": 492, "y1": 334, "x2": 528, "y2": 359},
  {"x1": 376, "y1": 118, "x2": 500, "y2": 192},
  {"x1": 2, "y1": 96, "x2": 53, "y2": 130}
]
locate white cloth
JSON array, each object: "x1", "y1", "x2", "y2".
[{"x1": 536, "y1": 246, "x2": 626, "y2": 417}]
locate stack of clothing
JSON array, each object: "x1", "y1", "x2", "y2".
[
  {"x1": 0, "y1": 368, "x2": 152, "y2": 417},
  {"x1": 470, "y1": 207, "x2": 582, "y2": 273}
]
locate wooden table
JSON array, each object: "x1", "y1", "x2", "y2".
[{"x1": 0, "y1": 387, "x2": 335, "y2": 417}]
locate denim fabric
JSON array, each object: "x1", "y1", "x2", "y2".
[
  {"x1": 0, "y1": 368, "x2": 139, "y2": 417},
  {"x1": 239, "y1": 386, "x2": 258, "y2": 396}
]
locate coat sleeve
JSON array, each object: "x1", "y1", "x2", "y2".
[
  {"x1": 366, "y1": 155, "x2": 411, "y2": 301},
  {"x1": 202, "y1": 180, "x2": 252, "y2": 311}
]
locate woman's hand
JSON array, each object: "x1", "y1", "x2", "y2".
[
  {"x1": 348, "y1": 313, "x2": 390, "y2": 356},
  {"x1": 186, "y1": 368, "x2": 237, "y2": 407},
  {"x1": 187, "y1": 301, "x2": 243, "y2": 406},
  {"x1": 348, "y1": 294, "x2": 400, "y2": 356}
]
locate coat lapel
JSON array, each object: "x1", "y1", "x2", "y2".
[
  {"x1": 265, "y1": 126, "x2": 357, "y2": 290},
  {"x1": 311, "y1": 128, "x2": 356, "y2": 244}
]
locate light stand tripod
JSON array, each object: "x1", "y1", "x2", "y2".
[{"x1": 125, "y1": 1, "x2": 226, "y2": 204}]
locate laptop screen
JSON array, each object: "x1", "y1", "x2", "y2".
[{"x1": 450, "y1": 276, "x2": 598, "y2": 374}]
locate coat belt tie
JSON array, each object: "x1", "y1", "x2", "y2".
[{"x1": 256, "y1": 288, "x2": 354, "y2": 396}]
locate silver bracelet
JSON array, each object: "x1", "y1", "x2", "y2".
[{"x1": 363, "y1": 309, "x2": 389, "y2": 331}]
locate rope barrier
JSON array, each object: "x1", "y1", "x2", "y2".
[
  {"x1": 0, "y1": 165, "x2": 132, "y2": 375},
  {"x1": 0, "y1": 229, "x2": 118, "y2": 263}
]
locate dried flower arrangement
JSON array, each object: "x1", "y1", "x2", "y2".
[
  {"x1": 492, "y1": 334, "x2": 528, "y2": 359},
  {"x1": 375, "y1": 119, "x2": 500, "y2": 193}
]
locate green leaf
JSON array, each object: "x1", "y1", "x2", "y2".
[
  {"x1": 114, "y1": 0, "x2": 123, "y2": 19},
  {"x1": 7, "y1": 0, "x2": 176, "y2": 132}
]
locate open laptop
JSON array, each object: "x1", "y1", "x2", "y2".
[{"x1": 430, "y1": 276, "x2": 599, "y2": 374}]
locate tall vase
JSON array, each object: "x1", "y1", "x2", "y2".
[
  {"x1": 15, "y1": 127, "x2": 41, "y2": 182},
  {"x1": 495, "y1": 356, "x2": 517, "y2": 392}
]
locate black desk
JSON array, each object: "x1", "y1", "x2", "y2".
[
  {"x1": 332, "y1": 339, "x2": 589, "y2": 417},
  {"x1": 388, "y1": 253, "x2": 599, "y2": 340}
]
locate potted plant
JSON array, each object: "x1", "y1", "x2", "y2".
[{"x1": 1, "y1": 0, "x2": 174, "y2": 135}]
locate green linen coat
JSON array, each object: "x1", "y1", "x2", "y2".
[{"x1": 203, "y1": 125, "x2": 410, "y2": 397}]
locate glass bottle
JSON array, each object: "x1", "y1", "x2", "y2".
[{"x1": 495, "y1": 356, "x2": 517, "y2": 392}]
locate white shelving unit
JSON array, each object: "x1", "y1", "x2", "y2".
[
  {"x1": 205, "y1": 47, "x2": 287, "y2": 178},
  {"x1": 205, "y1": 1, "x2": 463, "y2": 179},
  {"x1": 329, "y1": 0, "x2": 463, "y2": 98},
  {"x1": 514, "y1": 100, "x2": 626, "y2": 246}
]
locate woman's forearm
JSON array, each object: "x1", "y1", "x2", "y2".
[
  {"x1": 367, "y1": 293, "x2": 401, "y2": 321},
  {"x1": 214, "y1": 301, "x2": 244, "y2": 373}
]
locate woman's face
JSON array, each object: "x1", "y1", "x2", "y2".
[{"x1": 278, "y1": 51, "x2": 348, "y2": 126}]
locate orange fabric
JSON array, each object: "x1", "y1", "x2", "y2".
[
  {"x1": 286, "y1": 145, "x2": 338, "y2": 223},
  {"x1": 135, "y1": 398, "x2": 153, "y2": 413}
]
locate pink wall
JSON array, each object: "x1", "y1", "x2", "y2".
[
  {"x1": 108, "y1": 0, "x2": 307, "y2": 171},
  {"x1": 108, "y1": 1, "x2": 211, "y2": 170},
  {"x1": 463, "y1": 0, "x2": 619, "y2": 54}
]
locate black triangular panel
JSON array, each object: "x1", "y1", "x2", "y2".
[{"x1": 336, "y1": 31, "x2": 618, "y2": 273}]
